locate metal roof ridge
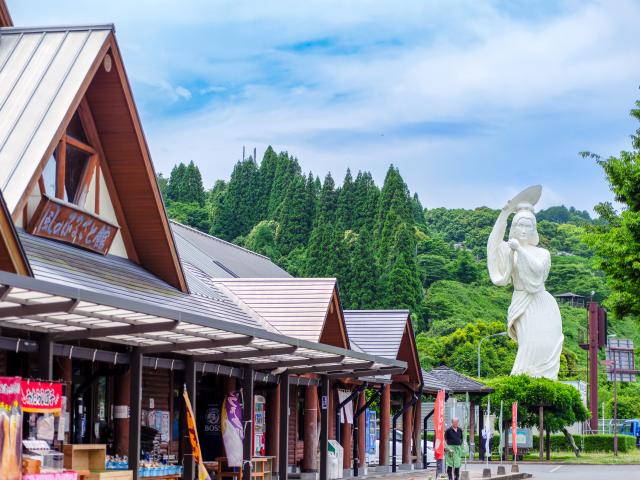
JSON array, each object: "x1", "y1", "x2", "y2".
[
  {"x1": 0, "y1": 24, "x2": 115, "y2": 34},
  {"x1": 344, "y1": 309, "x2": 410, "y2": 314},
  {"x1": 212, "y1": 277, "x2": 337, "y2": 283},
  {"x1": 170, "y1": 220, "x2": 274, "y2": 262}
]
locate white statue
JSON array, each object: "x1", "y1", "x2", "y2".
[{"x1": 487, "y1": 185, "x2": 564, "y2": 380}]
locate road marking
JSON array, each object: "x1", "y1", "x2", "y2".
[{"x1": 550, "y1": 465, "x2": 563, "y2": 473}]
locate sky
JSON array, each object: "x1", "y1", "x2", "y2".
[{"x1": 9, "y1": 0, "x2": 640, "y2": 213}]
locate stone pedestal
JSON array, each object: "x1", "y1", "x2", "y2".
[
  {"x1": 511, "y1": 464, "x2": 519, "y2": 473},
  {"x1": 482, "y1": 467, "x2": 492, "y2": 478},
  {"x1": 497, "y1": 465, "x2": 506, "y2": 475}
]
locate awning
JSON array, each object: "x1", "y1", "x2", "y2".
[{"x1": 0, "y1": 270, "x2": 406, "y2": 377}]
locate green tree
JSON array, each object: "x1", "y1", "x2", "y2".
[
  {"x1": 157, "y1": 173, "x2": 168, "y2": 201},
  {"x1": 166, "y1": 163, "x2": 187, "y2": 202},
  {"x1": 352, "y1": 171, "x2": 379, "y2": 232},
  {"x1": 243, "y1": 220, "x2": 281, "y2": 259},
  {"x1": 583, "y1": 100, "x2": 640, "y2": 317},
  {"x1": 166, "y1": 202, "x2": 210, "y2": 233},
  {"x1": 336, "y1": 169, "x2": 355, "y2": 230},
  {"x1": 275, "y1": 175, "x2": 313, "y2": 254},
  {"x1": 379, "y1": 223, "x2": 422, "y2": 310},
  {"x1": 375, "y1": 166, "x2": 413, "y2": 263}
]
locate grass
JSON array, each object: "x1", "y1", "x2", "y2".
[{"x1": 521, "y1": 449, "x2": 640, "y2": 464}]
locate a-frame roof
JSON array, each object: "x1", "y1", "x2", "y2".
[
  {"x1": 212, "y1": 278, "x2": 350, "y2": 348},
  {"x1": 344, "y1": 309, "x2": 422, "y2": 385},
  {"x1": 0, "y1": 24, "x2": 188, "y2": 292}
]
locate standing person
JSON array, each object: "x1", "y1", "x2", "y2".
[{"x1": 445, "y1": 418, "x2": 463, "y2": 480}]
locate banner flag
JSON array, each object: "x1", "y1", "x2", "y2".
[
  {"x1": 183, "y1": 387, "x2": 212, "y2": 480},
  {"x1": 222, "y1": 391, "x2": 244, "y2": 467},
  {"x1": 512, "y1": 402, "x2": 518, "y2": 457},
  {"x1": 498, "y1": 400, "x2": 504, "y2": 458},
  {"x1": 0, "y1": 377, "x2": 22, "y2": 480},
  {"x1": 20, "y1": 380, "x2": 63, "y2": 413},
  {"x1": 434, "y1": 389, "x2": 445, "y2": 460}
]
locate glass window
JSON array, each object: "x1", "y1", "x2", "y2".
[
  {"x1": 66, "y1": 112, "x2": 88, "y2": 144},
  {"x1": 41, "y1": 153, "x2": 57, "y2": 196},
  {"x1": 64, "y1": 144, "x2": 91, "y2": 203}
]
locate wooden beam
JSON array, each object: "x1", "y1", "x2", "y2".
[
  {"x1": 0, "y1": 300, "x2": 76, "y2": 319},
  {"x1": 55, "y1": 139, "x2": 66, "y2": 199},
  {"x1": 65, "y1": 134, "x2": 96, "y2": 154},
  {"x1": 255, "y1": 355, "x2": 345, "y2": 371},
  {"x1": 195, "y1": 345, "x2": 298, "y2": 362},
  {"x1": 286, "y1": 361, "x2": 374, "y2": 375},
  {"x1": 138, "y1": 336, "x2": 253, "y2": 354},
  {"x1": 326, "y1": 367, "x2": 406, "y2": 380},
  {"x1": 51, "y1": 320, "x2": 178, "y2": 341}
]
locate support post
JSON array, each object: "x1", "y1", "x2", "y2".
[
  {"x1": 303, "y1": 385, "x2": 319, "y2": 472},
  {"x1": 267, "y1": 384, "x2": 280, "y2": 479},
  {"x1": 402, "y1": 391, "x2": 413, "y2": 466},
  {"x1": 379, "y1": 385, "x2": 390, "y2": 468},
  {"x1": 128, "y1": 348, "x2": 143, "y2": 479},
  {"x1": 587, "y1": 302, "x2": 599, "y2": 432},
  {"x1": 413, "y1": 393, "x2": 422, "y2": 467},
  {"x1": 423, "y1": 408, "x2": 434, "y2": 469},
  {"x1": 243, "y1": 368, "x2": 255, "y2": 480},
  {"x1": 352, "y1": 388, "x2": 382, "y2": 476},
  {"x1": 279, "y1": 375, "x2": 290, "y2": 480},
  {"x1": 114, "y1": 367, "x2": 131, "y2": 456},
  {"x1": 183, "y1": 358, "x2": 196, "y2": 480},
  {"x1": 39, "y1": 333, "x2": 54, "y2": 380},
  {"x1": 469, "y1": 400, "x2": 476, "y2": 460},
  {"x1": 319, "y1": 376, "x2": 330, "y2": 480}
]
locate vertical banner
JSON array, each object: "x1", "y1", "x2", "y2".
[
  {"x1": 222, "y1": 391, "x2": 244, "y2": 467},
  {"x1": 183, "y1": 387, "x2": 212, "y2": 480},
  {"x1": 498, "y1": 401, "x2": 504, "y2": 459},
  {"x1": 433, "y1": 389, "x2": 445, "y2": 460},
  {"x1": 511, "y1": 402, "x2": 518, "y2": 458},
  {"x1": 0, "y1": 377, "x2": 22, "y2": 480}
]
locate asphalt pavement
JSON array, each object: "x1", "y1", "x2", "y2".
[{"x1": 463, "y1": 463, "x2": 639, "y2": 480}]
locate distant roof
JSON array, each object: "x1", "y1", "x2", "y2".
[
  {"x1": 171, "y1": 221, "x2": 291, "y2": 279},
  {"x1": 422, "y1": 366, "x2": 493, "y2": 394},
  {"x1": 212, "y1": 278, "x2": 338, "y2": 343},
  {"x1": 344, "y1": 310, "x2": 408, "y2": 360},
  {"x1": 554, "y1": 292, "x2": 586, "y2": 298},
  {"x1": 421, "y1": 368, "x2": 449, "y2": 394},
  {"x1": 19, "y1": 230, "x2": 264, "y2": 329},
  {"x1": 0, "y1": 25, "x2": 112, "y2": 212}
]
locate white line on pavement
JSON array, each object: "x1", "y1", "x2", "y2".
[{"x1": 549, "y1": 465, "x2": 563, "y2": 473}]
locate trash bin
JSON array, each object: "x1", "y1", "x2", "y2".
[{"x1": 328, "y1": 440, "x2": 343, "y2": 479}]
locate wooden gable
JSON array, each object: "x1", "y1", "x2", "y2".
[
  {"x1": 5, "y1": 29, "x2": 187, "y2": 292},
  {"x1": 0, "y1": 190, "x2": 31, "y2": 276},
  {"x1": 394, "y1": 317, "x2": 421, "y2": 385},
  {"x1": 0, "y1": 0, "x2": 12, "y2": 27},
  {"x1": 318, "y1": 286, "x2": 350, "y2": 349}
]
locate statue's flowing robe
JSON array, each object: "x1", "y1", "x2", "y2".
[{"x1": 487, "y1": 214, "x2": 563, "y2": 379}]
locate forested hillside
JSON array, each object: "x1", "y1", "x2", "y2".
[{"x1": 157, "y1": 148, "x2": 637, "y2": 398}]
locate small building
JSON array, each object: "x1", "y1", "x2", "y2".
[{"x1": 554, "y1": 292, "x2": 587, "y2": 308}]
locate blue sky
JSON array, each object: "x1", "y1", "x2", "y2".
[{"x1": 9, "y1": 0, "x2": 640, "y2": 212}]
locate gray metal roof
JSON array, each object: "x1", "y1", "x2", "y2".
[
  {"x1": 343, "y1": 310, "x2": 408, "y2": 360},
  {"x1": 0, "y1": 25, "x2": 112, "y2": 212},
  {"x1": 171, "y1": 221, "x2": 291, "y2": 279},
  {"x1": 19, "y1": 231, "x2": 261, "y2": 329},
  {"x1": 212, "y1": 278, "x2": 337, "y2": 343},
  {"x1": 422, "y1": 366, "x2": 493, "y2": 394},
  {"x1": 421, "y1": 368, "x2": 449, "y2": 394}
]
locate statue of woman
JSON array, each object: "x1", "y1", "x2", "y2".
[{"x1": 487, "y1": 186, "x2": 564, "y2": 380}]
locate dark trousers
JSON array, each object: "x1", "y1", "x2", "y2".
[{"x1": 447, "y1": 466, "x2": 460, "y2": 480}]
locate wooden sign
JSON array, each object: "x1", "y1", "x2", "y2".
[{"x1": 29, "y1": 195, "x2": 119, "y2": 255}]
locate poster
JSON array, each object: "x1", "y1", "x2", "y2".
[
  {"x1": 160, "y1": 411, "x2": 170, "y2": 442},
  {"x1": 433, "y1": 389, "x2": 445, "y2": 460},
  {"x1": 0, "y1": 377, "x2": 22, "y2": 480},
  {"x1": 20, "y1": 380, "x2": 63, "y2": 414}
]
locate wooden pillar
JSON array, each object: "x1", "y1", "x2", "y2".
[
  {"x1": 303, "y1": 385, "x2": 319, "y2": 472},
  {"x1": 319, "y1": 377, "x2": 329, "y2": 480},
  {"x1": 412, "y1": 396, "x2": 422, "y2": 465},
  {"x1": 402, "y1": 391, "x2": 413, "y2": 465},
  {"x1": 379, "y1": 385, "x2": 390, "y2": 466},
  {"x1": 243, "y1": 368, "x2": 255, "y2": 480},
  {"x1": 328, "y1": 387, "x2": 336, "y2": 440},
  {"x1": 128, "y1": 349, "x2": 143, "y2": 480},
  {"x1": 39, "y1": 333, "x2": 54, "y2": 380},
  {"x1": 267, "y1": 385, "x2": 280, "y2": 478},
  {"x1": 357, "y1": 392, "x2": 366, "y2": 472},
  {"x1": 279, "y1": 376, "x2": 290, "y2": 480},
  {"x1": 469, "y1": 400, "x2": 476, "y2": 460},
  {"x1": 114, "y1": 368, "x2": 131, "y2": 456},
  {"x1": 341, "y1": 416, "x2": 352, "y2": 470}
]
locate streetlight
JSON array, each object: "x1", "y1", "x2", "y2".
[
  {"x1": 608, "y1": 334, "x2": 618, "y2": 456},
  {"x1": 477, "y1": 332, "x2": 508, "y2": 377}
]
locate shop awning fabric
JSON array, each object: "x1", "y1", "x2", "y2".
[{"x1": 0, "y1": 270, "x2": 406, "y2": 378}]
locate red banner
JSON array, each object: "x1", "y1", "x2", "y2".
[
  {"x1": 20, "y1": 380, "x2": 63, "y2": 413},
  {"x1": 434, "y1": 389, "x2": 446, "y2": 460},
  {"x1": 512, "y1": 402, "x2": 518, "y2": 457},
  {"x1": 0, "y1": 377, "x2": 22, "y2": 480}
]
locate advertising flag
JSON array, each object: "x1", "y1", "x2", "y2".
[
  {"x1": 222, "y1": 391, "x2": 244, "y2": 467},
  {"x1": 183, "y1": 387, "x2": 212, "y2": 480},
  {"x1": 512, "y1": 402, "x2": 518, "y2": 457},
  {"x1": 434, "y1": 389, "x2": 446, "y2": 460},
  {"x1": 0, "y1": 377, "x2": 22, "y2": 480},
  {"x1": 498, "y1": 401, "x2": 504, "y2": 458}
]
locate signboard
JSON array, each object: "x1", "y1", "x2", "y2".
[
  {"x1": 606, "y1": 339, "x2": 637, "y2": 382},
  {"x1": 321, "y1": 395, "x2": 328, "y2": 410},
  {"x1": 29, "y1": 195, "x2": 119, "y2": 255},
  {"x1": 507, "y1": 428, "x2": 533, "y2": 449},
  {"x1": 20, "y1": 380, "x2": 63, "y2": 414}
]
